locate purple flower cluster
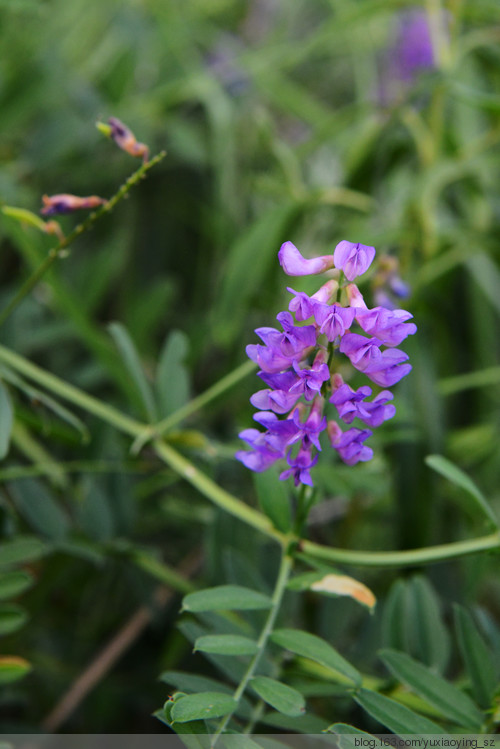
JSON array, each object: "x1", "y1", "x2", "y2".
[{"x1": 236, "y1": 240, "x2": 416, "y2": 487}]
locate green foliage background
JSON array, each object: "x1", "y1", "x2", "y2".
[{"x1": 0, "y1": 0, "x2": 500, "y2": 734}]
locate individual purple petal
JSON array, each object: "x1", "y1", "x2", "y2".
[
  {"x1": 278, "y1": 241, "x2": 335, "y2": 276},
  {"x1": 235, "y1": 449, "x2": 280, "y2": 472},
  {"x1": 257, "y1": 370, "x2": 298, "y2": 390},
  {"x1": 276, "y1": 311, "x2": 317, "y2": 354},
  {"x1": 333, "y1": 241, "x2": 376, "y2": 281},
  {"x1": 313, "y1": 303, "x2": 356, "y2": 341},
  {"x1": 250, "y1": 389, "x2": 300, "y2": 414},
  {"x1": 355, "y1": 306, "x2": 417, "y2": 347}
]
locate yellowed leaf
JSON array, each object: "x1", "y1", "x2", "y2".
[{"x1": 310, "y1": 574, "x2": 376, "y2": 610}]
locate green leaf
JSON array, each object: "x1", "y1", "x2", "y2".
[
  {"x1": 271, "y1": 629, "x2": 361, "y2": 686},
  {"x1": 0, "y1": 603, "x2": 28, "y2": 636},
  {"x1": 194, "y1": 634, "x2": 258, "y2": 656},
  {"x1": 0, "y1": 570, "x2": 33, "y2": 600},
  {"x1": 170, "y1": 691, "x2": 237, "y2": 723},
  {"x1": 379, "y1": 649, "x2": 484, "y2": 728},
  {"x1": 182, "y1": 585, "x2": 272, "y2": 613},
  {"x1": 327, "y1": 724, "x2": 379, "y2": 749},
  {"x1": 425, "y1": 454, "x2": 497, "y2": 527},
  {"x1": 0, "y1": 656, "x2": 31, "y2": 684},
  {"x1": 10, "y1": 478, "x2": 69, "y2": 541},
  {"x1": 250, "y1": 676, "x2": 305, "y2": 717},
  {"x1": 0, "y1": 536, "x2": 47, "y2": 567},
  {"x1": 259, "y1": 711, "x2": 330, "y2": 733},
  {"x1": 156, "y1": 330, "x2": 190, "y2": 418},
  {"x1": 160, "y1": 671, "x2": 234, "y2": 695},
  {"x1": 408, "y1": 576, "x2": 450, "y2": 672},
  {"x1": 212, "y1": 202, "x2": 299, "y2": 345},
  {"x1": 0, "y1": 381, "x2": 13, "y2": 460},
  {"x1": 454, "y1": 605, "x2": 497, "y2": 709},
  {"x1": 382, "y1": 579, "x2": 411, "y2": 653},
  {"x1": 253, "y1": 471, "x2": 292, "y2": 533},
  {"x1": 108, "y1": 322, "x2": 157, "y2": 420},
  {"x1": 354, "y1": 689, "x2": 447, "y2": 735}
]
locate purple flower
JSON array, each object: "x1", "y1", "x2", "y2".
[
  {"x1": 253, "y1": 411, "x2": 300, "y2": 453},
  {"x1": 279, "y1": 241, "x2": 335, "y2": 276},
  {"x1": 355, "y1": 306, "x2": 417, "y2": 346},
  {"x1": 333, "y1": 241, "x2": 376, "y2": 281},
  {"x1": 395, "y1": 10, "x2": 436, "y2": 85},
  {"x1": 331, "y1": 384, "x2": 396, "y2": 427},
  {"x1": 313, "y1": 302, "x2": 356, "y2": 341},
  {"x1": 280, "y1": 444, "x2": 319, "y2": 487},
  {"x1": 328, "y1": 422, "x2": 374, "y2": 466}
]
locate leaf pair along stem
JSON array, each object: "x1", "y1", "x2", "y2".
[{"x1": 0, "y1": 342, "x2": 498, "y2": 569}]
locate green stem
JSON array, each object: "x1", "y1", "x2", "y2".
[
  {"x1": 154, "y1": 359, "x2": 257, "y2": 436},
  {"x1": 153, "y1": 439, "x2": 281, "y2": 542},
  {"x1": 0, "y1": 344, "x2": 143, "y2": 438},
  {"x1": 301, "y1": 532, "x2": 500, "y2": 567},
  {"x1": 211, "y1": 550, "x2": 293, "y2": 744},
  {"x1": 1, "y1": 342, "x2": 500, "y2": 569},
  {"x1": 0, "y1": 151, "x2": 166, "y2": 329}
]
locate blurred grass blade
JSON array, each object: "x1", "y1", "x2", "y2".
[
  {"x1": 0, "y1": 536, "x2": 47, "y2": 567},
  {"x1": 156, "y1": 330, "x2": 190, "y2": 418},
  {"x1": 0, "y1": 570, "x2": 33, "y2": 601},
  {"x1": 454, "y1": 605, "x2": 497, "y2": 709},
  {"x1": 253, "y1": 470, "x2": 292, "y2": 533},
  {"x1": 425, "y1": 454, "x2": 497, "y2": 527},
  {"x1": 0, "y1": 604, "x2": 28, "y2": 636},
  {"x1": 9, "y1": 478, "x2": 70, "y2": 541},
  {"x1": 108, "y1": 322, "x2": 157, "y2": 421},
  {"x1": 0, "y1": 381, "x2": 13, "y2": 459}
]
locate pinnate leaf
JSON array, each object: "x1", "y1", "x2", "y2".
[
  {"x1": 171, "y1": 691, "x2": 237, "y2": 722},
  {"x1": 194, "y1": 634, "x2": 258, "y2": 656}
]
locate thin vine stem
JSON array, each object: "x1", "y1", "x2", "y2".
[
  {"x1": 0, "y1": 341, "x2": 499, "y2": 568},
  {"x1": 0, "y1": 151, "x2": 166, "y2": 329},
  {"x1": 211, "y1": 550, "x2": 294, "y2": 745}
]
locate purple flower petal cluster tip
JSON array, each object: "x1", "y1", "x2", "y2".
[{"x1": 236, "y1": 239, "x2": 415, "y2": 486}]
